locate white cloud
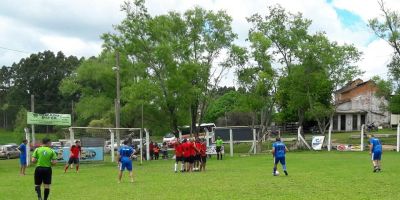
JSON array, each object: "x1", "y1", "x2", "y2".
[
  {"x1": 359, "y1": 39, "x2": 393, "y2": 80},
  {"x1": 0, "y1": 0, "x2": 395, "y2": 85},
  {"x1": 39, "y1": 35, "x2": 102, "y2": 59}
]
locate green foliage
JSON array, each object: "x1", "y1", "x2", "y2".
[
  {"x1": 88, "y1": 119, "x2": 113, "y2": 128},
  {"x1": 0, "y1": 51, "x2": 80, "y2": 130},
  {"x1": 13, "y1": 107, "x2": 28, "y2": 133},
  {"x1": 102, "y1": 0, "x2": 237, "y2": 133},
  {"x1": 204, "y1": 91, "x2": 241, "y2": 122}
]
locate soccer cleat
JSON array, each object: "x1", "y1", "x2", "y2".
[{"x1": 284, "y1": 170, "x2": 288, "y2": 176}]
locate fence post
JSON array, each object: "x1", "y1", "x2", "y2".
[
  {"x1": 328, "y1": 118, "x2": 332, "y2": 151},
  {"x1": 253, "y1": 129, "x2": 256, "y2": 154},
  {"x1": 206, "y1": 129, "x2": 210, "y2": 147},
  {"x1": 24, "y1": 128, "x2": 30, "y2": 167},
  {"x1": 397, "y1": 122, "x2": 399, "y2": 152},
  {"x1": 360, "y1": 124, "x2": 365, "y2": 151},
  {"x1": 230, "y1": 128, "x2": 233, "y2": 157},
  {"x1": 109, "y1": 129, "x2": 115, "y2": 162},
  {"x1": 145, "y1": 129, "x2": 150, "y2": 161}
]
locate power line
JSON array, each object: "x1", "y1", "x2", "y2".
[{"x1": 0, "y1": 46, "x2": 31, "y2": 54}]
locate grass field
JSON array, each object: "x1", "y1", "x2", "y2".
[{"x1": 1, "y1": 151, "x2": 400, "y2": 200}]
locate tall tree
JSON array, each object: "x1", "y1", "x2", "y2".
[
  {"x1": 249, "y1": 5, "x2": 362, "y2": 134},
  {"x1": 3, "y1": 51, "x2": 80, "y2": 131},
  {"x1": 102, "y1": 0, "x2": 238, "y2": 134},
  {"x1": 369, "y1": 0, "x2": 400, "y2": 113}
]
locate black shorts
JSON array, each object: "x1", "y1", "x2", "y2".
[
  {"x1": 68, "y1": 157, "x2": 80, "y2": 164},
  {"x1": 175, "y1": 156, "x2": 182, "y2": 162},
  {"x1": 34, "y1": 167, "x2": 52, "y2": 185},
  {"x1": 201, "y1": 156, "x2": 207, "y2": 163},
  {"x1": 195, "y1": 155, "x2": 201, "y2": 161},
  {"x1": 216, "y1": 146, "x2": 222, "y2": 153},
  {"x1": 184, "y1": 156, "x2": 194, "y2": 163}
]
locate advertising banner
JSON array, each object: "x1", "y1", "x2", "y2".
[
  {"x1": 336, "y1": 144, "x2": 362, "y2": 151},
  {"x1": 27, "y1": 112, "x2": 71, "y2": 126},
  {"x1": 54, "y1": 147, "x2": 104, "y2": 162},
  {"x1": 206, "y1": 144, "x2": 224, "y2": 155},
  {"x1": 312, "y1": 136, "x2": 325, "y2": 150}
]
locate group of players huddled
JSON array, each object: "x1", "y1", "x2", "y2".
[{"x1": 173, "y1": 138, "x2": 208, "y2": 172}]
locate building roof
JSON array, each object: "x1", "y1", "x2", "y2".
[{"x1": 335, "y1": 79, "x2": 374, "y2": 94}]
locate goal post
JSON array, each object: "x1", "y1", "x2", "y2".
[{"x1": 68, "y1": 127, "x2": 147, "y2": 164}]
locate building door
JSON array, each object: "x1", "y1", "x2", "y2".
[
  {"x1": 333, "y1": 115, "x2": 338, "y2": 130},
  {"x1": 340, "y1": 115, "x2": 346, "y2": 131},
  {"x1": 352, "y1": 115, "x2": 358, "y2": 130},
  {"x1": 361, "y1": 115, "x2": 366, "y2": 126}
]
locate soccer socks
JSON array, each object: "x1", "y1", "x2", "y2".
[
  {"x1": 174, "y1": 163, "x2": 177, "y2": 172},
  {"x1": 35, "y1": 185, "x2": 41, "y2": 199},
  {"x1": 273, "y1": 167, "x2": 277, "y2": 174},
  {"x1": 44, "y1": 188, "x2": 50, "y2": 200},
  {"x1": 282, "y1": 165, "x2": 288, "y2": 176},
  {"x1": 181, "y1": 163, "x2": 184, "y2": 171}
]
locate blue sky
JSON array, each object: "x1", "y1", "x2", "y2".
[{"x1": 0, "y1": 0, "x2": 397, "y2": 85}]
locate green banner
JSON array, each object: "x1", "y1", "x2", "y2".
[{"x1": 27, "y1": 112, "x2": 71, "y2": 126}]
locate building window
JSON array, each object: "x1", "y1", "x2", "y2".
[
  {"x1": 352, "y1": 115, "x2": 358, "y2": 130},
  {"x1": 340, "y1": 115, "x2": 346, "y2": 131}
]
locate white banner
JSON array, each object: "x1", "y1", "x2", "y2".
[{"x1": 312, "y1": 136, "x2": 325, "y2": 150}]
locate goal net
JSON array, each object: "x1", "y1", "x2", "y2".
[{"x1": 66, "y1": 127, "x2": 148, "y2": 164}]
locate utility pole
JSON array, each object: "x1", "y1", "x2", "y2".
[
  {"x1": 31, "y1": 94, "x2": 35, "y2": 146},
  {"x1": 71, "y1": 100, "x2": 75, "y2": 126},
  {"x1": 115, "y1": 51, "x2": 121, "y2": 150}
]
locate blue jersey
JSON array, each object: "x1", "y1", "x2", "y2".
[
  {"x1": 273, "y1": 142, "x2": 286, "y2": 158},
  {"x1": 369, "y1": 138, "x2": 382, "y2": 153},
  {"x1": 19, "y1": 144, "x2": 26, "y2": 158},
  {"x1": 119, "y1": 145, "x2": 134, "y2": 162}
]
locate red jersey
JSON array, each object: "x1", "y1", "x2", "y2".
[
  {"x1": 175, "y1": 143, "x2": 183, "y2": 157},
  {"x1": 190, "y1": 142, "x2": 196, "y2": 156},
  {"x1": 70, "y1": 145, "x2": 81, "y2": 158},
  {"x1": 182, "y1": 142, "x2": 192, "y2": 158},
  {"x1": 195, "y1": 142, "x2": 202, "y2": 155},
  {"x1": 200, "y1": 143, "x2": 207, "y2": 157}
]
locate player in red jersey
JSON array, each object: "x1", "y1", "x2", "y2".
[
  {"x1": 64, "y1": 141, "x2": 82, "y2": 173},
  {"x1": 194, "y1": 138, "x2": 202, "y2": 171},
  {"x1": 181, "y1": 139, "x2": 190, "y2": 172},
  {"x1": 174, "y1": 139, "x2": 184, "y2": 173},
  {"x1": 190, "y1": 139, "x2": 196, "y2": 172},
  {"x1": 200, "y1": 139, "x2": 207, "y2": 172}
]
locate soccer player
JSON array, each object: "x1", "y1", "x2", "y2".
[
  {"x1": 32, "y1": 138, "x2": 57, "y2": 200},
  {"x1": 174, "y1": 139, "x2": 184, "y2": 173},
  {"x1": 117, "y1": 140, "x2": 135, "y2": 183},
  {"x1": 64, "y1": 140, "x2": 82, "y2": 173},
  {"x1": 17, "y1": 139, "x2": 28, "y2": 175},
  {"x1": 272, "y1": 137, "x2": 289, "y2": 176},
  {"x1": 182, "y1": 139, "x2": 193, "y2": 172},
  {"x1": 200, "y1": 139, "x2": 207, "y2": 172},
  {"x1": 368, "y1": 134, "x2": 383, "y2": 172},
  {"x1": 194, "y1": 138, "x2": 202, "y2": 171},
  {"x1": 216, "y1": 136, "x2": 223, "y2": 160}
]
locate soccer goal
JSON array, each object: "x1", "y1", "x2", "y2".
[
  {"x1": 212, "y1": 127, "x2": 258, "y2": 157},
  {"x1": 67, "y1": 127, "x2": 149, "y2": 164}
]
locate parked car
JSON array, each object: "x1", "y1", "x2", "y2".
[
  {"x1": 0, "y1": 145, "x2": 20, "y2": 159},
  {"x1": 163, "y1": 133, "x2": 177, "y2": 147}
]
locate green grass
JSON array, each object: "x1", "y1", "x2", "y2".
[{"x1": 1, "y1": 151, "x2": 400, "y2": 200}]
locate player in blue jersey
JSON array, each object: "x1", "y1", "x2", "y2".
[
  {"x1": 117, "y1": 140, "x2": 135, "y2": 183},
  {"x1": 17, "y1": 139, "x2": 28, "y2": 175},
  {"x1": 272, "y1": 137, "x2": 289, "y2": 176},
  {"x1": 368, "y1": 134, "x2": 382, "y2": 172}
]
